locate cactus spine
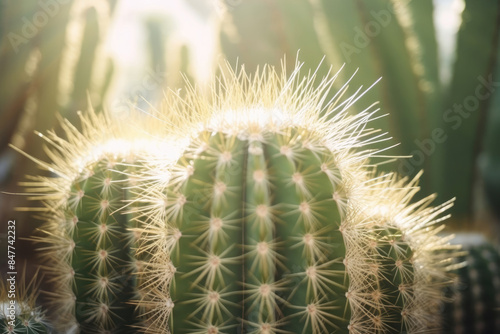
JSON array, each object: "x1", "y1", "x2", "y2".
[{"x1": 141, "y1": 63, "x2": 458, "y2": 333}]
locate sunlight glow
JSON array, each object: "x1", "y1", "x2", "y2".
[
  {"x1": 104, "y1": 0, "x2": 221, "y2": 111},
  {"x1": 73, "y1": 138, "x2": 182, "y2": 176},
  {"x1": 433, "y1": 0, "x2": 465, "y2": 86}
]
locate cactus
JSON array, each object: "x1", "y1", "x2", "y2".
[
  {"x1": 0, "y1": 270, "x2": 50, "y2": 333},
  {"x1": 443, "y1": 235, "x2": 500, "y2": 334},
  {"x1": 15, "y1": 61, "x2": 460, "y2": 333},
  {"x1": 140, "y1": 63, "x2": 458, "y2": 333},
  {"x1": 14, "y1": 108, "x2": 174, "y2": 332},
  {"x1": 60, "y1": 158, "x2": 141, "y2": 332}
]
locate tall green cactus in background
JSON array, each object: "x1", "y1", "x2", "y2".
[
  {"x1": 436, "y1": 0, "x2": 500, "y2": 221},
  {"x1": 138, "y1": 63, "x2": 458, "y2": 334},
  {"x1": 220, "y1": 0, "x2": 500, "y2": 227},
  {"x1": 0, "y1": 0, "x2": 118, "y2": 276},
  {"x1": 479, "y1": 31, "x2": 500, "y2": 226},
  {"x1": 0, "y1": 0, "x2": 117, "y2": 179}
]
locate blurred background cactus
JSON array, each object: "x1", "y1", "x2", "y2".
[
  {"x1": 1, "y1": 0, "x2": 499, "y2": 332},
  {"x1": 220, "y1": 0, "x2": 500, "y2": 232},
  {"x1": 0, "y1": 0, "x2": 119, "y2": 280},
  {"x1": 442, "y1": 234, "x2": 500, "y2": 333}
]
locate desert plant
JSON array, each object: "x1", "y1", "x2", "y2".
[
  {"x1": 0, "y1": 270, "x2": 50, "y2": 334},
  {"x1": 13, "y1": 108, "x2": 176, "y2": 333},
  {"x1": 442, "y1": 234, "x2": 500, "y2": 334},
  {"x1": 15, "y1": 61, "x2": 460, "y2": 333},
  {"x1": 0, "y1": 0, "x2": 118, "y2": 219},
  {"x1": 221, "y1": 0, "x2": 500, "y2": 227},
  {"x1": 140, "y1": 63, "x2": 459, "y2": 334}
]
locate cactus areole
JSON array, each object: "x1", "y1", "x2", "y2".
[{"x1": 147, "y1": 63, "x2": 456, "y2": 334}]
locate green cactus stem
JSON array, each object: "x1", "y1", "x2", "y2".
[
  {"x1": 65, "y1": 157, "x2": 143, "y2": 332},
  {"x1": 168, "y1": 130, "x2": 348, "y2": 333}
]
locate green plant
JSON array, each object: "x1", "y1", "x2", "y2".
[
  {"x1": 442, "y1": 235, "x2": 500, "y2": 334},
  {"x1": 0, "y1": 271, "x2": 50, "y2": 334},
  {"x1": 0, "y1": 0, "x2": 118, "y2": 209},
  {"x1": 221, "y1": 0, "x2": 500, "y2": 227},
  {"x1": 16, "y1": 62, "x2": 460, "y2": 333},
  {"x1": 14, "y1": 109, "x2": 173, "y2": 333},
  {"x1": 141, "y1": 64, "x2": 458, "y2": 334}
]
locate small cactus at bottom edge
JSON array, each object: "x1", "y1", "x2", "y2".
[
  {"x1": 0, "y1": 270, "x2": 50, "y2": 333},
  {"x1": 442, "y1": 234, "x2": 500, "y2": 334},
  {"x1": 138, "y1": 62, "x2": 460, "y2": 334}
]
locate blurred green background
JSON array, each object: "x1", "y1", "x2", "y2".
[{"x1": 0, "y1": 0, "x2": 499, "y2": 270}]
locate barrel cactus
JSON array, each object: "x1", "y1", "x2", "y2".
[
  {"x1": 443, "y1": 234, "x2": 500, "y2": 334},
  {"x1": 16, "y1": 62, "x2": 460, "y2": 333},
  {"x1": 16, "y1": 109, "x2": 175, "y2": 332},
  {"x1": 141, "y1": 63, "x2": 459, "y2": 334}
]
